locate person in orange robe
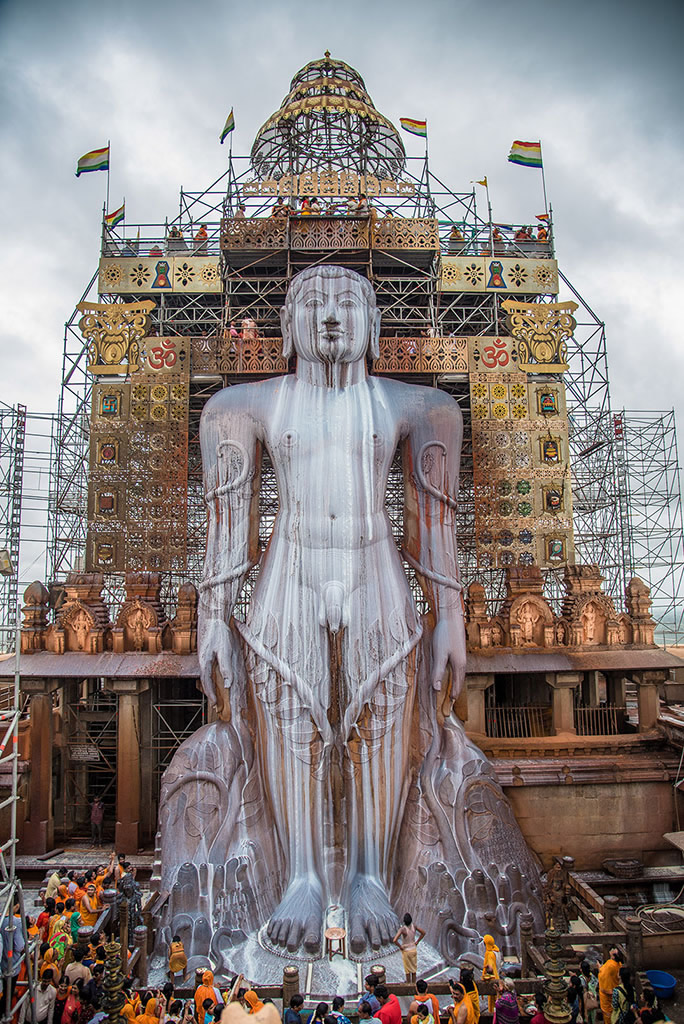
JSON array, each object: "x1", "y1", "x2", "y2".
[
  {"x1": 195, "y1": 972, "x2": 219, "y2": 1020},
  {"x1": 481, "y1": 934, "x2": 500, "y2": 1014},
  {"x1": 598, "y1": 949, "x2": 623, "y2": 1024},
  {"x1": 244, "y1": 991, "x2": 265, "y2": 1015}
]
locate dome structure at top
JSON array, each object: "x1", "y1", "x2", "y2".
[{"x1": 250, "y1": 52, "x2": 406, "y2": 180}]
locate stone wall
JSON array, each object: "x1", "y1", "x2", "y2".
[{"x1": 505, "y1": 779, "x2": 676, "y2": 869}]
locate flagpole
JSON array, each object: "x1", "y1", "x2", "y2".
[
  {"x1": 106, "y1": 139, "x2": 111, "y2": 213},
  {"x1": 540, "y1": 140, "x2": 548, "y2": 215},
  {"x1": 424, "y1": 124, "x2": 432, "y2": 215}
]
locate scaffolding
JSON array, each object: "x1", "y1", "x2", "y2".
[{"x1": 614, "y1": 409, "x2": 684, "y2": 643}]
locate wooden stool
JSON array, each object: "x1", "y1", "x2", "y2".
[{"x1": 324, "y1": 926, "x2": 347, "y2": 961}]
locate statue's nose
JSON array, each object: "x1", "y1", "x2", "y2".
[{"x1": 323, "y1": 304, "x2": 340, "y2": 326}]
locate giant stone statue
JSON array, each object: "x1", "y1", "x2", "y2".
[{"x1": 157, "y1": 266, "x2": 543, "y2": 965}]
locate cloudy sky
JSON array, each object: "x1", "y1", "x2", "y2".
[{"x1": 1, "y1": 0, "x2": 681, "y2": 414}]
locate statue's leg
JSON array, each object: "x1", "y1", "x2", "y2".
[
  {"x1": 156, "y1": 718, "x2": 282, "y2": 959},
  {"x1": 394, "y1": 699, "x2": 545, "y2": 959},
  {"x1": 248, "y1": 654, "x2": 326, "y2": 954},
  {"x1": 344, "y1": 654, "x2": 417, "y2": 953}
]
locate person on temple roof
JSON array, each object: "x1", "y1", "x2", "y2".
[{"x1": 537, "y1": 224, "x2": 548, "y2": 241}]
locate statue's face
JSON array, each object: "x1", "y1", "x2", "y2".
[{"x1": 283, "y1": 270, "x2": 378, "y2": 364}]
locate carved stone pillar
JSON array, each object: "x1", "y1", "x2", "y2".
[
  {"x1": 546, "y1": 672, "x2": 581, "y2": 736},
  {"x1": 632, "y1": 671, "x2": 665, "y2": 732},
  {"x1": 22, "y1": 679, "x2": 59, "y2": 853},
  {"x1": 108, "y1": 680, "x2": 148, "y2": 852},
  {"x1": 464, "y1": 674, "x2": 495, "y2": 735}
]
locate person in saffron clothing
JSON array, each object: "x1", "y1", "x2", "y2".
[
  {"x1": 482, "y1": 934, "x2": 500, "y2": 1014},
  {"x1": 598, "y1": 949, "x2": 623, "y2": 1024}
]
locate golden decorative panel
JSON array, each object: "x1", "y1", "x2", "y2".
[
  {"x1": 440, "y1": 257, "x2": 559, "y2": 295},
  {"x1": 219, "y1": 216, "x2": 439, "y2": 252},
  {"x1": 467, "y1": 336, "x2": 516, "y2": 373},
  {"x1": 502, "y1": 299, "x2": 578, "y2": 372},
  {"x1": 470, "y1": 371, "x2": 574, "y2": 570},
  {"x1": 240, "y1": 172, "x2": 415, "y2": 198},
  {"x1": 372, "y1": 337, "x2": 468, "y2": 374},
  {"x1": 87, "y1": 355, "x2": 190, "y2": 573},
  {"x1": 220, "y1": 219, "x2": 288, "y2": 250},
  {"x1": 78, "y1": 300, "x2": 154, "y2": 376},
  {"x1": 372, "y1": 218, "x2": 439, "y2": 251},
  {"x1": 98, "y1": 257, "x2": 221, "y2": 294},
  {"x1": 290, "y1": 218, "x2": 370, "y2": 250}
]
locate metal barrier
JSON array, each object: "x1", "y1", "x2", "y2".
[
  {"x1": 574, "y1": 704, "x2": 629, "y2": 736},
  {"x1": 485, "y1": 705, "x2": 551, "y2": 738}
]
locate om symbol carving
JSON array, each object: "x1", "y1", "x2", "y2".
[
  {"x1": 481, "y1": 337, "x2": 510, "y2": 369},
  {"x1": 148, "y1": 338, "x2": 178, "y2": 370}
]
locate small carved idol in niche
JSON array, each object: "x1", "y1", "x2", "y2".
[
  {"x1": 490, "y1": 622, "x2": 504, "y2": 646},
  {"x1": 541, "y1": 437, "x2": 561, "y2": 464},
  {"x1": 487, "y1": 260, "x2": 507, "y2": 289},
  {"x1": 538, "y1": 390, "x2": 559, "y2": 416},
  {"x1": 544, "y1": 486, "x2": 564, "y2": 512},
  {"x1": 517, "y1": 602, "x2": 540, "y2": 645},
  {"x1": 546, "y1": 537, "x2": 566, "y2": 562},
  {"x1": 100, "y1": 393, "x2": 120, "y2": 417},
  {"x1": 555, "y1": 620, "x2": 567, "y2": 646}
]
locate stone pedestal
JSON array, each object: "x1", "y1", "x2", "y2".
[
  {"x1": 546, "y1": 672, "x2": 582, "y2": 736},
  {"x1": 22, "y1": 679, "x2": 58, "y2": 853}
]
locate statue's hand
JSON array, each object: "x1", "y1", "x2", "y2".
[
  {"x1": 430, "y1": 613, "x2": 466, "y2": 699},
  {"x1": 198, "y1": 615, "x2": 243, "y2": 704}
]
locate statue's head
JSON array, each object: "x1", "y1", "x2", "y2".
[{"x1": 280, "y1": 266, "x2": 381, "y2": 363}]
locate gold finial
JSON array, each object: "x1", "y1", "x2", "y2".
[{"x1": 324, "y1": 50, "x2": 331, "y2": 60}]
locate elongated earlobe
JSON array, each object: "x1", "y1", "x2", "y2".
[
  {"x1": 369, "y1": 308, "x2": 381, "y2": 360},
  {"x1": 280, "y1": 304, "x2": 293, "y2": 359}
]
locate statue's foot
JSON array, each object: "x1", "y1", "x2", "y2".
[
  {"x1": 266, "y1": 877, "x2": 323, "y2": 954},
  {"x1": 349, "y1": 873, "x2": 399, "y2": 953}
]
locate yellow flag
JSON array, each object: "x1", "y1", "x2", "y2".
[{"x1": 476, "y1": 177, "x2": 488, "y2": 187}]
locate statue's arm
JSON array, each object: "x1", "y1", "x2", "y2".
[
  {"x1": 198, "y1": 388, "x2": 261, "y2": 706},
  {"x1": 402, "y1": 389, "x2": 466, "y2": 698}
]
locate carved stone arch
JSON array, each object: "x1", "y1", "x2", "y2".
[
  {"x1": 60, "y1": 601, "x2": 96, "y2": 652},
  {"x1": 508, "y1": 594, "x2": 554, "y2": 647},
  {"x1": 114, "y1": 597, "x2": 170, "y2": 653}
]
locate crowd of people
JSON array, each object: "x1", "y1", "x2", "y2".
[{"x1": 2, "y1": 889, "x2": 670, "y2": 1024}]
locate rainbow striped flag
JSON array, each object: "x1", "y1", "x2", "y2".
[
  {"x1": 508, "y1": 140, "x2": 543, "y2": 168},
  {"x1": 76, "y1": 146, "x2": 110, "y2": 176},
  {"x1": 400, "y1": 117, "x2": 427, "y2": 138},
  {"x1": 104, "y1": 203, "x2": 125, "y2": 229},
  {"x1": 220, "y1": 108, "x2": 235, "y2": 144}
]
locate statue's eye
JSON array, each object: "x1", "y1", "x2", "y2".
[
  {"x1": 340, "y1": 299, "x2": 357, "y2": 309},
  {"x1": 305, "y1": 299, "x2": 320, "y2": 309}
]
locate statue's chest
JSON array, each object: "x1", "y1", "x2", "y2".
[{"x1": 268, "y1": 387, "x2": 396, "y2": 468}]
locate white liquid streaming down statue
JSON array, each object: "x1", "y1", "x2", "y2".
[{"x1": 156, "y1": 267, "x2": 543, "y2": 964}]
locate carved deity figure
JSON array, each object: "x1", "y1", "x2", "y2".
[
  {"x1": 518, "y1": 602, "x2": 540, "y2": 644},
  {"x1": 157, "y1": 267, "x2": 543, "y2": 965},
  {"x1": 582, "y1": 602, "x2": 597, "y2": 643}
]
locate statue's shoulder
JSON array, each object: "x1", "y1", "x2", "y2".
[
  {"x1": 371, "y1": 375, "x2": 461, "y2": 414},
  {"x1": 202, "y1": 375, "x2": 291, "y2": 420}
]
